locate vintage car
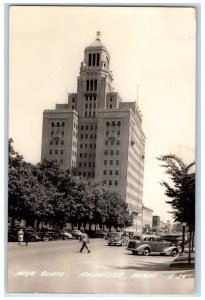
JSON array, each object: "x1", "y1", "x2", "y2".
[
  {"x1": 126, "y1": 234, "x2": 179, "y2": 256},
  {"x1": 107, "y1": 232, "x2": 126, "y2": 246}
]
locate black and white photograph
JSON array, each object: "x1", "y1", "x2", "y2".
[{"x1": 6, "y1": 3, "x2": 198, "y2": 296}]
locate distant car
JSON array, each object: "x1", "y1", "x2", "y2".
[
  {"x1": 58, "y1": 230, "x2": 73, "y2": 240},
  {"x1": 68, "y1": 229, "x2": 82, "y2": 239},
  {"x1": 107, "y1": 232, "x2": 126, "y2": 246},
  {"x1": 126, "y1": 234, "x2": 179, "y2": 256},
  {"x1": 37, "y1": 228, "x2": 59, "y2": 241},
  {"x1": 95, "y1": 230, "x2": 107, "y2": 238}
]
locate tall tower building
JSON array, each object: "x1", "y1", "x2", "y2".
[{"x1": 41, "y1": 32, "x2": 146, "y2": 232}]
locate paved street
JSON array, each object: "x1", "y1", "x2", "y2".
[{"x1": 7, "y1": 238, "x2": 195, "y2": 295}]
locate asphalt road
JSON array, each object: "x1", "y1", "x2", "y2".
[{"x1": 7, "y1": 238, "x2": 195, "y2": 295}]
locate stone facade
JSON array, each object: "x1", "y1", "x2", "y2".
[{"x1": 41, "y1": 32, "x2": 146, "y2": 231}]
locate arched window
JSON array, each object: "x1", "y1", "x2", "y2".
[
  {"x1": 118, "y1": 121, "x2": 121, "y2": 126},
  {"x1": 106, "y1": 121, "x2": 109, "y2": 126},
  {"x1": 112, "y1": 121, "x2": 115, "y2": 126},
  {"x1": 57, "y1": 122, "x2": 60, "y2": 127}
]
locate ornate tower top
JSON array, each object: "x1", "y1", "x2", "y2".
[{"x1": 96, "y1": 31, "x2": 101, "y2": 40}]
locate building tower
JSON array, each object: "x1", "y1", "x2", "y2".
[{"x1": 41, "y1": 32, "x2": 146, "y2": 231}]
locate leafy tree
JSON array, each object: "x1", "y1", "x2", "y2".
[{"x1": 157, "y1": 154, "x2": 195, "y2": 258}]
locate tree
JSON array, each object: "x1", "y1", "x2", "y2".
[{"x1": 157, "y1": 154, "x2": 195, "y2": 260}]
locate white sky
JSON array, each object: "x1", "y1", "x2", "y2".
[{"x1": 9, "y1": 6, "x2": 196, "y2": 222}]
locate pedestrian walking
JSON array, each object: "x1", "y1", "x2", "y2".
[
  {"x1": 79, "y1": 229, "x2": 91, "y2": 253},
  {"x1": 17, "y1": 228, "x2": 24, "y2": 245},
  {"x1": 23, "y1": 228, "x2": 30, "y2": 246}
]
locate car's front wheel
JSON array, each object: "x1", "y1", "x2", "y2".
[
  {"x1": 171, "y1": 249, "x2": 178, "y2": 257},
  {"x1": 43, "y1": 235, "x2": 50, "y2": 242},
  {"x1": 143, "y1": 248, "x2": 150, "y2": 256}
]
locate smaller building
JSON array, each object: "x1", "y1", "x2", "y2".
[
  {"x1": 142, "y1": 204, "x2": 153, "y2": 233},
  {"x1": 152, "y1": 215, "x2": 160, "y2": 228}
]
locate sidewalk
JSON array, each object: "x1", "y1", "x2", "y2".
[{"x1": 169, "y1": 249, "x2": 195, "y2": 269}]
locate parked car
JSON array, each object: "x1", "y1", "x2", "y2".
[
  {"x1": 8, "y1": 227, "x2": 41, "y2": 242},
  {"x1": 37, "y1": 228, "x2": 59, "y2": 241},
  {"x1": 67, "y1": 229, "x2": 82, "y2": 239},
  {"x1": 107, "y1": 232, "x2": 126, "y2": 246},
  {"x1": 126, "y1": 234, "x2": 179, "y2": 256},
  {"x1": 58, "y1": 230, "x2": 73, "y2": 240},
  {"x1": 95, "y1": 230, "x2": 107, "y2": 238},
  {"x1": 160, "y1": 234, "x2": 187, "y2": 247}
]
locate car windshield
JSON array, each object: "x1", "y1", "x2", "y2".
[{"x1": 110, "y1": 233, "x2": 121, "y2": 238}]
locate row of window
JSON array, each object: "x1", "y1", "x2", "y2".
[
  {"x1": 51, "y1": 130, "x2": 64, "y2": 136},
  {"x1": 78, "y1": 171, "x2": 95, "y2": 178},
  {"x1": 85, "y1": 103, "x2": 96, "y2": 109},
  {"x1": 81, "y1": 124, "x2": 97, "y2": 131},
  {"x1": 79, "y1": 152, "x2": 95, "y2": 158},
  {"x1": 78, "y1": 162, "x2": 95, "y2": 168},
  {"x1": 88, "y1": 53, "x2": 100, "y2": 67},
  {"x1": 85, "y1": 95, "x2": 96, "y2": 101},
  {"x1": 106, "y1": 121, "x2": 121, "y2": 127},
  {"x1": 103, "y1": 170, "x2": 119, "y2": 175},
  {"x1": 49, "y1": 149, "x2": 64, "y2": 155},
  {"x1": 104, "y1": 150, "x2": 120, "y2": 156},
  {"x1": 80, "y1": 134, "x2": 96, "y2": 139},
  {"x1": 86, "y1": 80, "x2": 97, "y2": 91},
  {"x1": 80, "y1": 143, "x2": 95, "y2": 149},
  {"x1": 51, "y1": 122, "x2": 65, "y2": 127},
  {"x1": 85, "y1": 111, "x2": 96, "y2": 117},
  {"x1": 106, "y1": 130, "x2": 120, "y2": 136},
  {"x1": 104, "y1": 160, "x2": 119, "y2": 166},
  {"x1": 105, "y1": 139, "x2": 120, "y2": 146},
  {"x1": 103, "y1": 180, "x2": 118, "y2": 186},
  {"x1": 79, "y1": 152, "x2": 96, "y2": 158},
  {"x1": 50, "y1": 140, "x2": 64, "y2": 145}
]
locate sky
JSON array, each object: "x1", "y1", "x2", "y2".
[{"x1": 9, "y1": 6, "x2": 196, "y2": 222}]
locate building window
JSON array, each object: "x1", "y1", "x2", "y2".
[
  {"x1": 55, "y1": 140, "x2": 58, "y2": 145},
  {"x1": 93, "y1": 162, "x2": 95, "y2": 167},
  {"x1": 51, "y1": 131, "x2": 54, "y2": 136},
  {"x1": 90, "y1": 144, "x2": 92, "y2": 148},
  {"x1": 89, "y1": 153, "x2": 92, "y2": 158},
  {"x1": 55, "y1": 150, "x2": 58, "y2": 154},
  {"x1": 83, "y1": 172, "x2": 86, "y2": 177},
  {"x1": 61, "y1": 131, "x2": 64, "y2": 136},
  {"x1": 89, "y1": 162, "x2": 91, "y2": 167},
  {"x1": 104, "y1": 160, "x2": 107, "y2": 165},
  {"x1": 117, "y1": 131, "x2": 120, "y2": 136},
  {"x1": 110, "y1": 150, "x2": 113, "y2": 155},
  {"x1": 103, "y1": 170, "x2": 107, "y2": 175},
  {"x1": 118, "y1": 121, "x2": 121, "y2": 126},
  {"x1": 110, "y1": 160, "x2": 113, "y2": 166},
  {"x1": 106, "y1": 131, "x2": 109, "y2": 136},
  {"x1": 85, "y1": 144, "x2": 87, "y2": 148},
  {"x1": 80, "y1": 144, "x2": 83, "y2": 148},
  {"x1": 81, "y1": 134, "x2": 83, "y2": 139},
  {"x1": 72, "y1": 105, "x2": 75, "y2": 110},
  {"x1": 104, "y1": 150, "x2": 108, "y2": 155},
  {"x1": 49, "y1": 150, "x2": 52, "y2": 154},
  {"x1": 117, "y1": 140, "x2": 120, "y2": 145},
  {"x1": 103, "y1": 180, "x2": 106, "y2": 185},
  {"x1": 88, "y1": 172, "x2": 91, "y2": 177},
  {"x1": 115, "y1": 170, "x2": 119, "y2": 175},
  {"x1": 50, "y1": 141, "x2": 53, "y2": 145},
  {"x1": 51, "y1": 122, "x2": 54, "y2": 127},
  {"x1": 84, "y1": 153, "x2": 87, "y2": 158},
  {"x1": 85, "y1": 112, "x2": 87, "y2": 117},
  {"x1": 106, "y1": 121, "x2": 109, "y2": 126},
  {"x1": 94, "y1": 144, "x2": 96, "y2": 148},
  {"x1": 57, "y1": 122, "x2": 60, "y2": 127},
  {"x1": 109, "y1": 170, "x2": 112, "y2": 175},
  {"x1": 116, "y1": 150, "x2": 120, "y2": 155},
  {"x1": 79, "y1": 172, "x2": 82, "y2": 176},
  {"x1": 110, "y1": 105, "x2": 112, "y2": 109},
  {"x1": 116, "y1": 160, "x2": 119, "y2": 165},
  {"x1": 60, "y1": 150, "x2": 64, "y2": 155},
  {"x1": 105, "y1": 140, "x2": 108, "y2": 145},
  {"x1": 84, "y1": 162, "x2": 86, "y2": 167},
  {"x1": 111, "y1": 140, "x2": 114, "y2": 146},
  {"x1": 61, "y1": 140, "x2": 64, "y2": 145},
  {"x1": 85, "y1": 134, "x2": 88, "y2": 139},
  {"x1": 109, "y1": 180, "x2": 112, "y2": 186},
  {"x1": 60, "y1": 159, "x2": 63, "y2": 164},
  {"x1": 79, "y1": 162, "x2": 82, "y2": 167},
  {"x1": 115, "y1": 180, "x2": 118, "y2": 186},
  {"x1": 80, "y1": 153, "x2": 82, "y2": 158},
  {"x1": 86, "y1": 125, "x2": 88, "y2": 130},
  {"x1": 72, "y1": 98, "x2": 75, "y2": 103}
]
